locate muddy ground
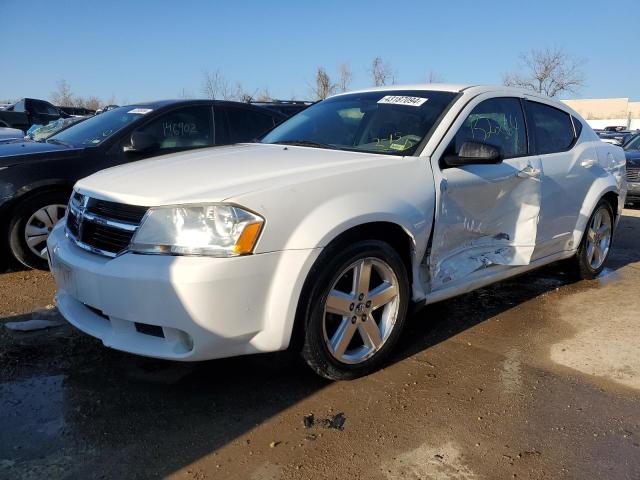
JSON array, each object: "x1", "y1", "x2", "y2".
[{"x1": 1, "y1": 210, "x2": 640, "y2": 480}]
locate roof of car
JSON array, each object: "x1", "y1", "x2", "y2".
[
  {"x1": 332, "y1": 83, "x2": 562, "y2": 101},
  {"x1": 329, "y1": 84, "x2": 576, "y2": 114},
  {"x1": 120, "y1": 99, "x2": 286, "y2": 116}
]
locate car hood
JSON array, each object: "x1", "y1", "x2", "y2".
[
  {"x1": 76, "y1": 143, "x2": 404, "y2": 206},
  {"x1": 625, "y1": 150, "x2": 640, "y2": 168},
  {"x1": 0, "y1": 141, "x2": 81, "y2": 167}
]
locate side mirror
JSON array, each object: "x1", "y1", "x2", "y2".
[
  {"x1": 444, "y1": 141, "x2": 503, "y2": 167},
  {"x1": 124, "y1": 131, "x2": 157, "y2": 153}
]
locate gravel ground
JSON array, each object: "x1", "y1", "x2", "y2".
[{"x1": 1, "y1": 209, "x2": 639, "y2": 480}]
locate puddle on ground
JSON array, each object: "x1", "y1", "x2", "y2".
[
  {"x1": 0, "y1": 375, "x2": 66, "y2": 461},
  {"x1": 382, "y1": 441, "x2": 479, "y2": 480},
  {"x1": 596, "y1": 267, "x2": 621, "y2": 285},
  {"x1": 549, "y1": 264, "x2": 640, "y2": 391}
]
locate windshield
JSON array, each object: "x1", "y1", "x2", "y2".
[
  {"x1": 49, "y1": 106, "x2": 150, "y2": 146},
  {"x1": 623, "y1": 135, "x2": 640, "y2": 151},
  {"x1": 261, "y1": 90, "x2": 458, "y2": 156}
]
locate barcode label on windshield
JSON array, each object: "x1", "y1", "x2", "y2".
[{"x1": 377, "y1": 96, "x2": 428, "y2": 107}]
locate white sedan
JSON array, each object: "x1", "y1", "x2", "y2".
[{"x1": 47, "y1": 84, "x2": 627, "y2": 380}]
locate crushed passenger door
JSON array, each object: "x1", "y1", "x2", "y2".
[{"x1": 428, "y1": 96, "x2": 542, "y2": 289}]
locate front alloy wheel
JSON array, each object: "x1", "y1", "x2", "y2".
[
  {"x1": 300, "y1": 240, "x2": 409, "y2": 380},
  {"x1": 323, "y1": 258, "x2": 399, "y2": 364}
]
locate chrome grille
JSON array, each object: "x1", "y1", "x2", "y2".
[
  {"x1": 66, "y1": 192, "x2": 148, "y2": 257},
  {"x1": 627, "y1": 168, "x2": 640, "y2": 183}
]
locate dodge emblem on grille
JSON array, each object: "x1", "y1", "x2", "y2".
[{"x1": 77, "y1": 195, "x2": 89, "y2": 239}]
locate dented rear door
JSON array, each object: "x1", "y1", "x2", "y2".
[{"x1": 428, "y1": 96, "x2": 542, "y2": 290}]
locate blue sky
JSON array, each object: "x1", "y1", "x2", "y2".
[{"x1": 1, "y1": 0, "x2": 638, "y2": 103}]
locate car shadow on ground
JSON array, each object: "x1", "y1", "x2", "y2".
[{"x1": 1, "y1": 212, "x2": 639, "y2": 478}]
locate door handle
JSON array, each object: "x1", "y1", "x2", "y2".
[
  {"x1": 517, "y1": 165, "x2": 540, "y2": 178},
  {"x1": 581, "y1": 159, "x2": 597, "y2": 168}
]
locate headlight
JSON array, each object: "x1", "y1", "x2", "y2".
[{"x1": 129, "y1": 204, "x2": 264, "y2": 257}]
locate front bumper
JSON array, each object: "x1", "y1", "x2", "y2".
[{"x1": 47, "y1": 223, "x2": 320, "y2": 361}]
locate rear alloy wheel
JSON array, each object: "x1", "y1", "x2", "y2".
[
  {"x1": 567, "y1": 199, "x2": 614, "y2": 280},
  {"x1": 8, "y1": 191, "x2": 69, "y2": 270},
  {"x1": 301, "y1": 240, "x2": 409, "y2": 380}
]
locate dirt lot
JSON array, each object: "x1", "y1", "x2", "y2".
[{"x1": 1, "y1": 209, "x2": 640, "y2": 480}]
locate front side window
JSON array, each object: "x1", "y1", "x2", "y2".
[
  {"x1": 449, "y1": 97, "x2": 527, "y2": 159},
  {"x1": 133, "y1": 106, "x2": 213, "y2": 150},
  {"x1": 261, "y1": 90, "x2": 458, "y2": 156},
  {"x1": 528, "y1": 101, "x2": 575, "y2": 154}
]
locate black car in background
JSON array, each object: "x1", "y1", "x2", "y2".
[
  {"x1": 624, "y1": 134, "x2": 640, "y2": 205},
  {"x1": 250, "y1": 100, "x2": 314, "y2": 117},
  {"x1": 58, "y1": 106, "x2": 96, "y2": 116},
  {"x1": 597, "y1": 129, "x2": 639, "y2": 146},
  {"x1": 0, "y1": 98, "x2": 68, "y2": 132},
  {"x1": 0, "y1": 99, "x2": 286, "y2": 269}
]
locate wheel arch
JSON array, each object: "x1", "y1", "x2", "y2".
[
  {"x1": 572, "y1": 181, "x2": 620, "y2": 249},
  {"x1": 287, "y1": 220, "x2": 416, "y2": 353},
  {"x1": 1, "y1": 180, "x2": 73, "y2": 239}
]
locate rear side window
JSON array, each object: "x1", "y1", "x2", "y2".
[
  {"x1": 451, "y1": 97, "x2": 527, "y2": 159},
  {"x1": 226, "y1": 107, "x2": 276, "y2": 143},
  {"x1": 135, "y1": 106, "x2": 213, "y2": 150},
  {"x1": 528, "y1": 101, "x2": 575, "y2": 154}
]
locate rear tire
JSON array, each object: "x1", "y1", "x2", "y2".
[
  {"x1": 8, "y1": 191, "x2": 69, "y2": 270},
  {"x1": 566, "y1": 199, "x2": 614, "y2": 280},
  {"x1": 299, "y1": 239, "x2": 409, "y2": 380}
]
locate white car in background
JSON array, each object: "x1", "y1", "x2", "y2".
[{"x1": 48, "y1": 84, "x2": 626, "y2": 380}]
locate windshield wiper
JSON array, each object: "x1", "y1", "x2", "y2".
[
  {"x1": 273, "y1": 140, "x2": 337, "y2": 150},
  {"x1": 46, "y1": 138, "x2": 72, "y2": 147}
]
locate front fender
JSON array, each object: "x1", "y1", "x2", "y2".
[
  {"x1": 284, "y1": 191, "x2": 429, "y2": 252},
  {"x1": 232, "y1": 157, "x2": 435, "y2": 257}
]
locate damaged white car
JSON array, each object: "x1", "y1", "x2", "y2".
[{"x1": 47, "y1": 85, "x2": 626, "y2": 380}]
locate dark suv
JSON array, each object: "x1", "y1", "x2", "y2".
[
  {"x1": 0, "y1": 99, "x2": 285, "y2": 269},
  {"x1": 624, "y1": 134, "x2": 640, "y2": 205}
]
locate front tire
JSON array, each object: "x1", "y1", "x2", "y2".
[
  {"x1": 300, "y1": 240, "x2": 409, "y2": 380},
  {"x1": 566, "y1": 199, "x2": 614, "y2": 280},
  {"x1": 8, "y1": 191, "x2": 69, "y2": 270}
]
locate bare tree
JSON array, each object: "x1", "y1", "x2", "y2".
[
  {"x1": 427, "y1": 70, "x2": 444, "y2": 83},
  {"x1": 337, "y1": 63, "x2": 352, "y2": 92},
  {"x1": 81, "y1": 96, "x2": 102, "y2": 111},
  {"x1": 201, "y1": 69, "x2": 232, "y2": 100},
  {"x1": 311, "y1": 66, "x2": 336, "y2": 100},
  {"x1": 255, "y1": 87, "x2": 272, "y2": 102},
  {"x1": 234, "y1": 82, "x2": 255, "y2": 103},
  {"x1": 50, "y1": 80, "x2": 75, "y2": 106},
  {"x1": 503, "y1": 47, "x2": 585, "y2": 97},
  {"x1": 370, "y1": 57, "x2": 395, "y2": 87}
]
